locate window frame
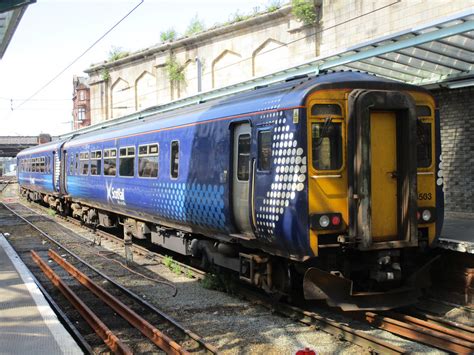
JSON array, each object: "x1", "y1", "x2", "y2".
[
  {"x1": 90, "y1": 150, "x2": 102, "y2": 176},
  {"x1": 103, "y1": 148, "x2": 117, "y2": 176},
  {"x1": 79, "y1": 151, "x2": 90, "y2": 176},
  {"x1": 138, "y1": 143, "x2": 159, "y2": 179},
  {"x1": 170, "y1": 140, "x2": 180, "y2": 179},
  {"x1": 236, "y1": 133, "x2": 251, "y2": 181},
  {"x1": 416, "y1": 104, "x2": 434, "y2": 171},
  {"x1": 118, "y1": 145, "x2": 136, "y2": 178},
  {"x1": 257, "y1": 129, "x2": 272, "y2": 172},
  {"x1": 309, "y1": 101, "x2": 345, "y2": 174}
]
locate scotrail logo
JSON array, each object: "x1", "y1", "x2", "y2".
[{"x1": 106, "y1": 181, "x2": 126, "y2": 205}]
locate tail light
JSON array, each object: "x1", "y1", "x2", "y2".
[{"x1": 310, "y1": 213, "x2": 343, "y2": 230}]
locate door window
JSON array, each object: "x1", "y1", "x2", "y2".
[{"x1": 237, "y1": 134, "x2": 251, "y2": 180}]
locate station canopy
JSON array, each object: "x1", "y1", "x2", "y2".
[
  {"x1": 62, "y1": 8, "x2": 474, "y2": 138},
  {"x1": 322, "y1": 9, "x2": 474, "y2": 88}
]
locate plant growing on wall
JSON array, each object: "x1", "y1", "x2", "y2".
[
  {"x1": 165, "y1": 55, "x2": 185, "y2": 86},
  {"x1": 185, "y1": 15, "x2": 206, "y2": 36},
  {"x1": 160, "y1": 28, "x2": 178, "y2": 42},
  {"x1": 291, "y1": 0, "x2": 317, "y2": 25},
  {"x1": 108, "y1": 46, "x2": 130, "y2": 61},
  {"x1": 101, "y1": 68, "x2": 110, "y2": 82},
  {"x1": 266, "y1": 0, "x2": 282, "y2": 12}
]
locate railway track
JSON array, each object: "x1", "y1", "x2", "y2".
[
  {"x1": 1, "y1": 200, "x2": 412, "y2": 354},
  {"x1": 363, "y1": 310, "x2": 474, "y2": 354},
  {"x1": 0, "y1": 201, "x2": 217, "y2": 354},
  {"x1": 4, "y1": 199, "x2": 473, "y2": 354}
]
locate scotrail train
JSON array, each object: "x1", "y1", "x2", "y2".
[{"x1": 17, "y1": 71, "x2": 444, "y2": 310}]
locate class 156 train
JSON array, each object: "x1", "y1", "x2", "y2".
[{"x1": 17, "y1": 71, "x2": 443, "y2": 311}]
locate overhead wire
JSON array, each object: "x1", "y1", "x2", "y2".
[
  {"x1": 5, "y1": 1, "x2": 400, "y2": 116},
  {"x1": 81, "y1": 0, "x2": 402, "y2": 114},
  {"x1": 8, "y1": 0, "x2": 144, "y2": 113}
]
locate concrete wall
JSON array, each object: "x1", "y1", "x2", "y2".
[{"x1": 432, "y1": 87, "x2": 474, "y2": 215}]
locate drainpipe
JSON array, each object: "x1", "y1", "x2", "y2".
[{"x1": 195, "y1": 57, "x2": 202, "y2": 92}]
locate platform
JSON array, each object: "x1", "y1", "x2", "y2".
[
  {"x1": 438, "y1": 216, "x2": 474, "y2": 254},
  {"x1": 0, "y1": 233, "x2": 83, "y2": 354}
]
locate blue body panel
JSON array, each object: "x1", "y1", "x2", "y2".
[
  {"x1": 17, "y1": 72, "x2": 441, "y2": 260},
  {"x1": 17, "y1": 140, "x2": 64, "y2": 195}
]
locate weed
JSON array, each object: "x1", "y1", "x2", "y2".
[
  {"x1": 160, "y1": 28, "x2": 177, "y2": 42},
  {"x1": 165, "y1": 55, "x2": 185, "y2": 85},
  {"x1": 171, "y1": 262, "x2": 182, "y2": 275},
  {"x1": 200, "y1": 272, "x2": 238, "y2": 294},
  {"x1": 163, "y1": 255, "x2": 173, "y2": 268},
  {"x1": 292, "y1": 0, "x2": 317, "y2": 25},
  {"x1": 108, "y1": 46, "x2": 129, "y2": 61},
  {"x1": 185, "y1": 15, "x2": 205, "y2": 36},
  {"x1": 266, "y1": 0, "x2": 281, "y2": 12}
]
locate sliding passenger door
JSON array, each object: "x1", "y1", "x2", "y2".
[{"x1": 232, "y1": 123, "x2": 253, "y2": 235}]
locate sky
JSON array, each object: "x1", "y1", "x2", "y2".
[{"x1": 0, "y1": 0, "x2": 277, "y2": 136}]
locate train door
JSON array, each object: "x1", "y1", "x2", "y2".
[
  {"x1": 232, "y1": 123, "x2": 253, "y2": 235},
  {"x1": 370, "y1": 112, "x2": 397, "y2": 240},
  {"x1": 349, "y1": 90, "x2": 418, "y2": 249},
  {"x1": 53, "y1": 150, "x2": 61, "y2": 193},
  {"x1": 61, "y1": 150, "x2": 68, "y2": 194}
]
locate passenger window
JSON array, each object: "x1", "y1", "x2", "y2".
[
  {"x1": 104, "y1": 149, "x2": 117, "y2": 176},
  {"x1": 258, "y1": 131, "x2": 272, "y2": 171},
  {"x1": 90, "y1": 150, "x2": 102, "y2": 176},
  {"x1": 75, "y1": 153, "x2": 79, "y2": 175},
  {"x1": 237, "y1": 134, "x2": 251, "y2": 180},
  {"x1": 138, "y1": 144, "x2": 159, "y2": 178},
  {"x1": 69, "y1": 155, "x2": 74, "y2": 175},
  {"x1": 80, "y1": 152, "x2": 89, "y2": 175},
  {"x1": 312, "y1": 121, "x2": 343, "y2": 170},
  {"x1": 417, "y1": 121, "x2": 432, "y2": 168},
  {"x1": 170, "y1": 141, "x2": 179, "y2": 179},
  {"x1": 119, "y1": 146, "x2": 135, "y2": 177}
]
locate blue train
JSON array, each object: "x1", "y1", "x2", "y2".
[{"x1": 17, "y1": 72, "x2": 443, "y2": 310}]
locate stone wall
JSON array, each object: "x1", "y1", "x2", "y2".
[
  {"x1": 432, "y1": 87, "x2": 474, "y2": 214},
  {"x1": 86, "y1": 6, "x2": 317, "y2": 123},
  {"x1": 85, "y1": 0, "x2": 470, "y2": 124}
]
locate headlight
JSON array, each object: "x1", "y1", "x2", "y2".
[
  {"x1": 319, "y1": 215, "x2": 330, "y2": 228},
  {"x1": 422, "y1": 209, "x2": 431, "y2": 222}
]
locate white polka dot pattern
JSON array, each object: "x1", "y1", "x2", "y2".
[{"x1": 256, "y1": 111, "x2": 307, "y2": 238}]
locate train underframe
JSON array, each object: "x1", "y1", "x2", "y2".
[{"x1": 22, "y1": 187, "x2": 435, "y2": 311}]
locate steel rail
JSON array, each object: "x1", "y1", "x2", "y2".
[
  {"x1": 14, "y1": 201, "x2": 406, "y2": 353},
  {"x1": 2, "y1": 202, "x2": 217, "y2": 354},
  {"x1": 238, "y1": 288, "x2": 407, "y2": 354},
  {"x1": 13, "y1": 200, "x2": 411, "y2": 354},
  {"x1": 365, "y1": 312, "x2": 474, "y2": 354},
  {"x1": 31, "y1": 250, "x2": 132, "y2": 355},
  {"x1": 60, "y1": 215, "x2": 207, "y2": 279},
  {"x1": 408, "y1": 308, "x2": 474, "y2": 334},
  {"x1": 48, "y1": 248, "x2": 190, "y2": 355},
  {"x1": 385, "y1": 311, "x2": 474, "y2": 343}
]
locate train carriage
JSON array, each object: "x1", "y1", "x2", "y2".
[{"x1": 17, "y1": 71, "x2": 444, "y2": 310}]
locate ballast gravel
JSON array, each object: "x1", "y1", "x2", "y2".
[{"x1": 6, "y1": 193, "x2": 447, "y2": 354}]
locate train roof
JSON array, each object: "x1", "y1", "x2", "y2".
[
  {"x1": 17, "y1": 71, "x2": 431, "y2": 155},
  {"x1": 16, "y1": 139, "x2": 66, "y2": 158},
  {"x1": 64, "y1": 71, "x2": 430, "y2": 148}
]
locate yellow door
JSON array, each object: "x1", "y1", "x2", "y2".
[{"x1": 370, "y1": 112, "x2": 398, "y2": 241}]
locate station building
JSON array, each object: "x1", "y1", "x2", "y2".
[{"x1": 78, "y1": 0, "x2": 473, "y2": 216}]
